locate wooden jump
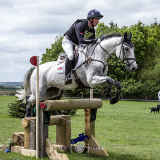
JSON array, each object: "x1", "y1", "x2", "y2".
[
  {"x1": 44, "y1": 99, "x2": 103, "y2": 111},
  {"x1": 11, "y1": 99, "x2": 109, "y2": 159}
]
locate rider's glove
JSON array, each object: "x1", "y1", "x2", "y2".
[{"x1": 96, "y1": 38, "x2": 101, "y2": 44}]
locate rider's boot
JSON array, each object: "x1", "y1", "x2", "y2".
[{"x1": 65, "y1": 58, "x2": 73, "y2": 85}]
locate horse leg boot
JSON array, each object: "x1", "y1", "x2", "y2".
[{"x1": 65, "y1": 58, "x2": 73, "y2": 85}]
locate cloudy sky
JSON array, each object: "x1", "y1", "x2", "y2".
[{"x1": 0, "y1": 0, "x2": 159, "y2": 82}]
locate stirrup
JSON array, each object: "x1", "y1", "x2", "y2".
[
  {"x1": 65, "y1": 74, "x2": 72, "y2": 85},
  {"x1": 65, "y1": 78, "x2": 72, "y2": 85}
]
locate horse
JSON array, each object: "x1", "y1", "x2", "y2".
[{"x1": 16, "y1": 32, "x2": 138, "y2": 114}]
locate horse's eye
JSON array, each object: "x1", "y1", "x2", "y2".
[{"x1": 125, "y1": 47, "x2": 129, "y2": 51}]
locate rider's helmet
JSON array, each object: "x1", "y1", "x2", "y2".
[{"x1": 87, "y1": 9, "x2": 103, "y2": 20}]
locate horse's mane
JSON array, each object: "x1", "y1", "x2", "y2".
[{"x1": 101, "y1": 33, "x2": 122, "y2": 41}]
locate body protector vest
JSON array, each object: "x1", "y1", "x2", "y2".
[{"x1": 64, "y1": 19, "x2": 97, "y2": 45}]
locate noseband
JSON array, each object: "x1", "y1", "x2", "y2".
[{"x1": 120, "y1": 40, "x2": 136, "y2": 67}]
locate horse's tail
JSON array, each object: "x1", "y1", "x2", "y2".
[{"x1": 16, "y1": 67, "x2": 35, "y2": 103}]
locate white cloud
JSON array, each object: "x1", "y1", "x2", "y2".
[{"x1": 0, "y1": 0, "x2": 160, "y2": 81}]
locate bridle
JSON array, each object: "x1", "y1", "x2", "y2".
[
  {"x1": 98, "y1": 37, "x2": 136, "y2": 68},
  {"x1": 76, "y1": 36, "x2": 136, "y2": 72},
  {"x1": 119, "y1": 39, "x2": 136, "y2": 67}
]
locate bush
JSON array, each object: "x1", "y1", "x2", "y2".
[
  {"x1": 8, "y1": 100, "x2": 26, "y2": 118},
  {"x1": 8, "y1": 98, "x2": 77, "y2": 118}
]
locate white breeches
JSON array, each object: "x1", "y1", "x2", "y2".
[{"x1": 62, "y1": 36, "x2": 74, "y2": 60}]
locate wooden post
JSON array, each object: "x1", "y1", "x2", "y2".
[
  {"x1": 49, "y1": 115, "x2": 61, "y2": 126},
  {"x1": 22, "y1": 118, "x2": 30, "y2": 128},
  {"x1": 29, "y1": 117, "x2": 36, "y2": 150},
  {"x1": 36, "y1": 56, "x2": 39, "y2": 159},
  {"x1": 85, "y1": 109, "x2": 91, "y2": 147},
  {"x1": 90, "y1": 89, "x2": 95, "y2": 137},
  {"x1": 56, "y1": 115, "x2": 71, "y2": 151},
  {"x1": 39, "y1": 109, "x2": 48, "y2": 158},
  {"x1": 24, "y1": 126, "x2": 30, "y2": 149},
  {"x1": 21, "y1": 118, "x2": 30, "y2": 149},
  {"x1": 90, "y1": 89, "x2": 93, "y2": 99},
  {"x1": 12, "y1": 132, "x2": 24, "y2": 146}
]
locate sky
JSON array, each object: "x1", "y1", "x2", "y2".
[{"x1": 0, "y1": 0, "x2": 159, "y2": 82}]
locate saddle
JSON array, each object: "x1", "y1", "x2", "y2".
[
  {"x1": 59, "y1": 49, "x2": 79, "y2": 69},
  {"x1": 58, "y1": 48, "x2": 89, "y2": 90}
]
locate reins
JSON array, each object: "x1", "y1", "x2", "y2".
[
  {"x1": 75, "y1": 36, "x2": 136, "y2": 72},
  {"x1": 75, "y1": 43, "x2": 107, "y2": 73}
]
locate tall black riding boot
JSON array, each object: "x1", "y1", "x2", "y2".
[{"x1": 65, "y1": 58, "x2": 73, "y2": 85}]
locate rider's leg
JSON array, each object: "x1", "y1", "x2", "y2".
[
  {"x1": 62, "y1": 36, "x2": 74, "y2": 85},
  {"x1": 65, "y1": 57, "x2": 73, "y2": 84}
]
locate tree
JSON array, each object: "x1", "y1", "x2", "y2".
[
  {"x1": 40, "y1": 21, "x2": 160, "y2": 99},
  {"x1": 41, "y1": 35, "x2": 64, "y2": 64}
]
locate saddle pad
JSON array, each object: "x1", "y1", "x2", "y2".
[
  {"x1": 56, "y1": 62, "x2": 65, "y2": 74},
  {"x1": 56, "y1": 50, "x2": 82, "y2": 74}
]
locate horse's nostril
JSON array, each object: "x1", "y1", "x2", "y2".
[
  {"x1": 131, "y1": 66, "x2": 138, "y2": 71},
  {"x1": 131, "y1": 67, "x2": 135, "y2": 71}
]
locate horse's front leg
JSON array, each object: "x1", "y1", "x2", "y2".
[
  {"x1": 89, "y1": 76, "x2": 122, "y2": 104},
  {"x1": 106, "y1": 78, "x2": 122, "y2": 90},
  {"x1": 106, "y1": 78, "x2": 122, "y2": 104}
]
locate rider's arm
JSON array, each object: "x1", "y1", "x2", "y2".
[{"x1": 75, "y1": 22, "x2": 97, "y2": 44}]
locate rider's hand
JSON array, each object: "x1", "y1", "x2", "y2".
[{"x1": 96, "y1": 38, "x2": 101, "y2": 44}]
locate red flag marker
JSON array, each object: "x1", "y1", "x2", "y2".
[{"x1": 30, "y1": 56, "x2": 37, "y2": 66}]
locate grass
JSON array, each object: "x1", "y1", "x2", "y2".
[
  {"x1": 0, "y1": 96, "x2": 160, "y2": 159},
  {"x1": 0, "y1": 88, "x2": 17, "y2": 91}
]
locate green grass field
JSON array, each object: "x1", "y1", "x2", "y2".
[
  {"x1": 0, "y1": 96, "x2": 160, "y2": 160},
  {"x1": 0, "y1": 88, "x2": 17, "y2": 91}
]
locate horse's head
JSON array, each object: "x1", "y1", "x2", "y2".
[{"x1": 116, "y1": 32, "x2": 138, "y2": 72}]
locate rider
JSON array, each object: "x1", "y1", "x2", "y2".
[{"x1": 62, "y1": 9, "x2": 103, "y2": 85}]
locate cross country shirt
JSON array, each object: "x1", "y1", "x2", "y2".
[{"x1": 64, "y1": 19, "x2": 97, "y2": 45}]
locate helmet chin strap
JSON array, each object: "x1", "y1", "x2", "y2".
[{"x1": 89, "y1": 19, "x2": 94, "y2": 28}]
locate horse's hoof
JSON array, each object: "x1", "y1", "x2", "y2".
[
  {"x1": 115, "y1": 81, "x2": 122, "y2": 90},
  {"x1": 110, "y1": 96, "x2": 119, "y2": 105}
]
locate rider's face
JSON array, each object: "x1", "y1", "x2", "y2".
[{"x1": 93, "y1": 18, "x2": 100, "y2": 27}]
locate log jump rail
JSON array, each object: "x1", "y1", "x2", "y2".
[{"x1": 11, "y1": 99, "x2": 109, "y2": 160}]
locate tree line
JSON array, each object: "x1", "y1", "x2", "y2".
[
  {"x1": 0, "y1": 86, "x2": 17, "y2": 89},
  {"x1": 41, "y1": 21, "x2": 160, "y2": 100}
]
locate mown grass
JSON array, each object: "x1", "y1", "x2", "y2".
[{"x1": 0, "y1": 96, "x2": 160, "y2": 160}]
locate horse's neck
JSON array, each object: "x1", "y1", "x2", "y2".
[
  {"x1": 101, "y1": 37, "x2": 122, "y2": 54},
  {"x1": 84, "y1": 37, "x2": 122, "y2": 62}
]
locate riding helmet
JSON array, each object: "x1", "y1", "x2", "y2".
[{"x1": 87, "y1": 9, "x2": 103, "y2": 19}]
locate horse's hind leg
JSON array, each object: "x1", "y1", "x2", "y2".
[
  {"x1": 49, "y1": 89, "x2": 64, "y2": 100},
  {"x1": 25, "y1": 93, "x2": 36, "y2": 117},
  {"x1": 49, "y1": 89, "x2": 64, "y2": 115},
  {"x1": 25, "y1": 87, "x2": 62, "y2": 117},
  {"x1": 39, "y1": 86, "x2": 62, "y2": 102}
]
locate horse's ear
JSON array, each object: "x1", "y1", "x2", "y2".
[
  {"x1": 124, "y1": 32, "x2": 127, "y2": 41},
  {"x1": 129, "y1": 32, "x2": 132, "y2": 39}
]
